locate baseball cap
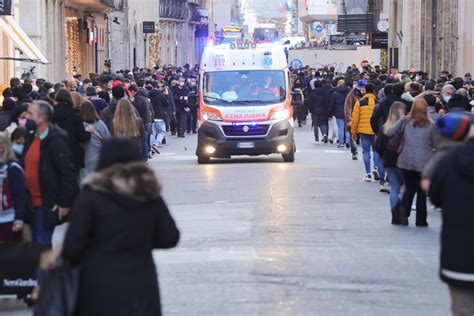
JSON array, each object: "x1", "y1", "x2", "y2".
[{"x1": 355, "y1": 79, "x2": 367, "y2": 88}]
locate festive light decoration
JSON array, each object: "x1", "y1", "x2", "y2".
[
  {"x1": 149, "y1": 26, "x2": 161, "y2": 68},
  {"x1": 65, "y1": 16, "x2": 82, "y2": 76}
]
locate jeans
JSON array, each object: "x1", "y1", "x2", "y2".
[
  {"x1": 385, "y1": 167, "x2": 404, "y2": 208},
  {"x1": 187, "y1": 108, "x2": 198, "y2": 132},
  {"x1": 336, "y1": 118, "x2": 350, "y2": 145},
  {"x1": 359, "y1": 134, "x2": 379, "y2": 175},
  {"x1": 33, "y1": 206, "x2": 53, "y2": 244},
  {"x1": 401, "y1": 169, "x2": 427, "y2": 223},
  {"x1": 176, "y1": 111, "x2": 188, "y2": 136},
  {"x1": 143, "y1": 122, "x2": 153, "y2": 159},
  {"x1": 311, "y1": 114, "x2": 328, "y2": 141},
  {"x1": 150, "y1": 119, "x2": 166, "y2": 146}
]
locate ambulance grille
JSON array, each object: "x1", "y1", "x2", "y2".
[{"x1": 222, "y1": 124, "x2": 270, "y2": 136}]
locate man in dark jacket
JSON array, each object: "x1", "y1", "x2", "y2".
[
  {"x1": 129, "y1": 84, "x2": 154, "y2": 158},
  {"x1": 172, "y1": 77, "x2": 190, "y2": 138},
  {"x1": 85, "y1": 86, "x2": 108, "y2": 114},
  {"x1": 148, "y1": 88, "x2": 169, "y2": 150},
  {"x1": 23, "y1": 101, "x2": 77, "y2": 244},
  {"x1": 429, "y1": 123, "x2": 474, "y2": 315},
  {"x1": 186, "y1": 76, "x2": 198, "y2": 134},
  {"x1": 100, "y1": 85, "x2": 125, "y2": 131},
  {"x1": 308, "y1": 80, "x2": 329, "y2": 143},
  {"x1": 371, "y1": 82, "x2": 411, "y2": 134},
  {"x1": 329, "y1": 80, "x2": 350, "y2": 148}
]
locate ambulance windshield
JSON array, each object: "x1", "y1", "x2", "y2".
[{"x1": 203, "y1": 70, "x2": 286, "y2": 105}]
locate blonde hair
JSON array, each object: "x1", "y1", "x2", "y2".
[
  {"x1": 0, "y1": 134, "x2": 15, "y2": 164},
  {"x1": 70, "y1": 91, "x2": 82, "y2": 108},
  {"x1": 410, "y1": 98, "x2": 431, "y2": 128},
  {"x1": 383, "y1": 102, "x2": 406, "y2": 134},
  {"x1": 113, "y1": 99, "x2": 140, "y2": 138},
  {"x1": 66, "y1": 80, "x2": 77, "y2": 91}
]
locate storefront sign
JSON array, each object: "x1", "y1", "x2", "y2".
[
  {"x1": 0, "y1": 0, "x2": 12, "y2": 15},
  {"x1": 371, "y1": 32, "x2": 388, "y2": 49},
  {"x1": 143, "y1": 21, "x2": 155, "y2": 34}
]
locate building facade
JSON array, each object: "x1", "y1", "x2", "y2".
[
  {"x1": 388, "y1": 0, "x2": 473, "y2": 77},
  {"x1": 108, "y1": 0, "x2": 160, "y2": 71}
]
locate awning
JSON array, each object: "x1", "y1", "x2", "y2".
[{"x1": 0, "y1": 16, "x2": 49, "y2": 65}]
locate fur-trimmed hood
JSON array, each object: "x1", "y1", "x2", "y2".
[{"x1": 85, "y1": 162, "x2": 161, "y2": 202}]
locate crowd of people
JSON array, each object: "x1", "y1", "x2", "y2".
[
  {"x1": 0, "y1": 60, "x2": 473, "y2": 313},
  {"x1": 291, "y1": 65, "x2": 474, "y2": 314}
]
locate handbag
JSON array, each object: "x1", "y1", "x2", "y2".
[
  {"x1": 34, "y1": 250, "x2": 79, "y2": 316},
  {"x1": 387, "y1": 118, "x2": 410, "y2": 154}
]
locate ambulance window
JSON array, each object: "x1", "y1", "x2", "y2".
[{"x1": 283, "y1": 40, "x2": 290, "y2": 45}]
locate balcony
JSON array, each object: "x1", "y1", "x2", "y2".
[
  {"x1": 160, "y1": 0, "x2": 188, "y2": 21},
  {"x1": 65, "y1": 0, "x2": 114, "y2": 12}
]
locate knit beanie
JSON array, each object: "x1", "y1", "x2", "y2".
[{"x1": 436, "y1": 113, "x2": 472, "y2": 141}]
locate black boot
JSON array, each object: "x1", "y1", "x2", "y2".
[
  {"x1": 398, "y1": 205, "x2": 409, "y2": 226},
  {"x1": 391, "y1": 208, "x2": 400, "y2": 225}
]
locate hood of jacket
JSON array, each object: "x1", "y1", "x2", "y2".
[
  {"x1": 53, "y1": 104, "x2": 76, "y2": 122},
  {"x1": 137, "y1": 88, "x2": 149, "y2": 98},
  {"x1": 454, "y1": 141, "x2": 474, "y2": 182},
  {"x1": 311, "y1": 87, "x2": 326, "y2": 96},
  {"x1": 85, "y1": 161, "x2": 162, "y2": 202},
  {"x1": 335, "y1": 85, "x2": 349, "y2": 94}
]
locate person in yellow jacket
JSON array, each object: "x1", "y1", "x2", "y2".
[{"x1": 351, "y1": 83, "x2": 380, "y2": 182}]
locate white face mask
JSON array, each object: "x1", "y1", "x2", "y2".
[{"x1": 443, "y1": 95, "x2": 452, "y2": 103}]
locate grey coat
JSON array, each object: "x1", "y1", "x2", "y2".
[
  {"x1": 386, "y1": 116, "x2": 437, "y2": 172},
  {"x1": 82, "y1": 120, "x2": 111, "y2": 178}
]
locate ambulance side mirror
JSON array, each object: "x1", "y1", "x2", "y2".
[
  {"x1": 291, "y1": 90, "x2": 303, "y2": 107},
  {"x1": 187, "y1": 92, "x2": 198, "y2": 107}
]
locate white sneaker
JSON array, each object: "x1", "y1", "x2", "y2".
[
  {"x1": 315, "y1": 141, "x2": 320, "y2": 145},
  {"x1": 363, "y1": 174, "x2": 372, "y2": 182},
  {"x1": 380, "y1": 183, "x2": 391, "y2": 193}
]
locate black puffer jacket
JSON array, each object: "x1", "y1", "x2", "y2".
[
  {"x1": 329, "y1": 85, "x2": 349, "y2": 119},
  {"x1": 308, "y1": 87, "x2": 330, "y2": 119},
  {"x1": 148, "y1": 89, "x2": 169, "y2": 120},
  {"x1": 371, "y1": 94, "x2": 411, "y2": 134},
  {"x1": 429, "y1": 141, "x2": 474, "y2": 289},
  {"x1": 133, "y1": 91, "x2": 154, "y2": 124},
  {"x1": 52, "y1": 102, "x2": 91, "y2": 171}
]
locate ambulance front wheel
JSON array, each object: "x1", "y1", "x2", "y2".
[{"x1": 282, "y1": 141, "x2": 295, "y2": 163}]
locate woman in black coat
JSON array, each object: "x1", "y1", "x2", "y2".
[
  {"x1": 53, "y1": 88, "x2": 91, "y2": 172},
  {"x1": 62, "y1": 138, "x2": 180, "y2": 316}
]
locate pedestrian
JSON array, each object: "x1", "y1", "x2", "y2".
[
  {"x1": 22, "y1": 101, "x2": 77, "y2": 244},
  {"x1": 351, "y1": 83, "x2": 380, "y2": 182},
  {"x1": 101, "y1": 85, "x2": 125, "y2": 131},
  {"x1": 329, "y1": 79, "x2": 350, "y2": 148},
  {"x1": 129, "y1": 84, "x2": 154, "y2": 159},
  {"x1": 0, "y1": 97, "x2": 16, "y2": 132},
  {"x1": 111, "y1": 99, "x2": 144, "y2": 156},
  {"x1": 62, "y1": 138, "x2": 180, "y2": 316},
  {"x1": 172, "y1": 76, "x2": 190, "y2": 138},
  {"x1": 10, "y1": 127, "x2": 28, "y2": 160},
  {"x1": 0, "y1": 134, "x2": 28, "y2": 243},
  {"x1": 186, "y1": 76, "x2": 198, "y2": 134},
  {"x1": 344, "y1": 79, "x2": 364, "y2": 160},
  {"x1": 85, "y1": 86, "x2": 108, "y2": 115},
  {"x1": 148, "y1": 86, "x2": 169, "y2": 153},
  {"x1": 379, "y1": 102, "x2": 407, "y2": 224},
  {"x1": 385, "y1": 98, "x2": 437, "y2": 226},
  {"x1": 308, "y1": 80, "x2": 329, "y2": 144},
  {"x1": 53, "y1": 88, "x2": 91, "y2": 173},
  {"x1": 79, "y1": 100, "x2": 110, "y2": 181},
  {"x1": 429, "y1": 121, "x2": 474, "y2": 316}
]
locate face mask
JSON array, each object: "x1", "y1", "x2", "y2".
[
  {"x1": 25, "y1": 119, "x2": 38, "y2": 131},
  {"x1": 18, "y1": 118, "x2": 27, "y2": 127},
  {"x1": 12, "y1": 144, "x2": 24, "y2": 155},
  {"x1": 443, "y1": 95, "x2": 451, "y2": 103},
  {"x1": 189, "y1": 82, "x2": 196, "y2": 87},
  {"x1": 146, "y1": 86, "x2": 153, "y2": 91}
]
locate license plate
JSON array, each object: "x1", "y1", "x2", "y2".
[{"x1": 237, "y1": 142, "x2": 255, "y2": 149}]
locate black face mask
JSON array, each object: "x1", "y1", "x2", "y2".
[
  {"x1": 146, "y1": 86, "x2": 153, "y2": 91},
  {"x1": 25, "y1": 119, "x2": 37, "y2": 131}
]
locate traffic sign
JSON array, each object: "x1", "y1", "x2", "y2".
[
  {"x1": 315, "y1": 24, "x2": 323, "y2": 33},
  {"x1": 360, "y1": 60, "x2": 369, "y2": 68}
]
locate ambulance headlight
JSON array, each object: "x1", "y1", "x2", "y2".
[
  {"x1": 270, "y1": 109, "x2": 290, "y2": 121},
  {"x1": 202, "y1": 111, "x2": 222, "y2": 121}
]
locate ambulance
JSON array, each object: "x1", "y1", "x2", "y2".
[{"x1": 195, "y1": 41, "x2": 296, "y2": 164}]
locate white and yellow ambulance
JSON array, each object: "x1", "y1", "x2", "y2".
[{"x1": 195, "y1": 42, "x2": 296, "y2": 164}]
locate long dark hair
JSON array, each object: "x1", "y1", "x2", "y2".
[{"x1": 54, "y1": 88, "x2": 74, "y2": 106}]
